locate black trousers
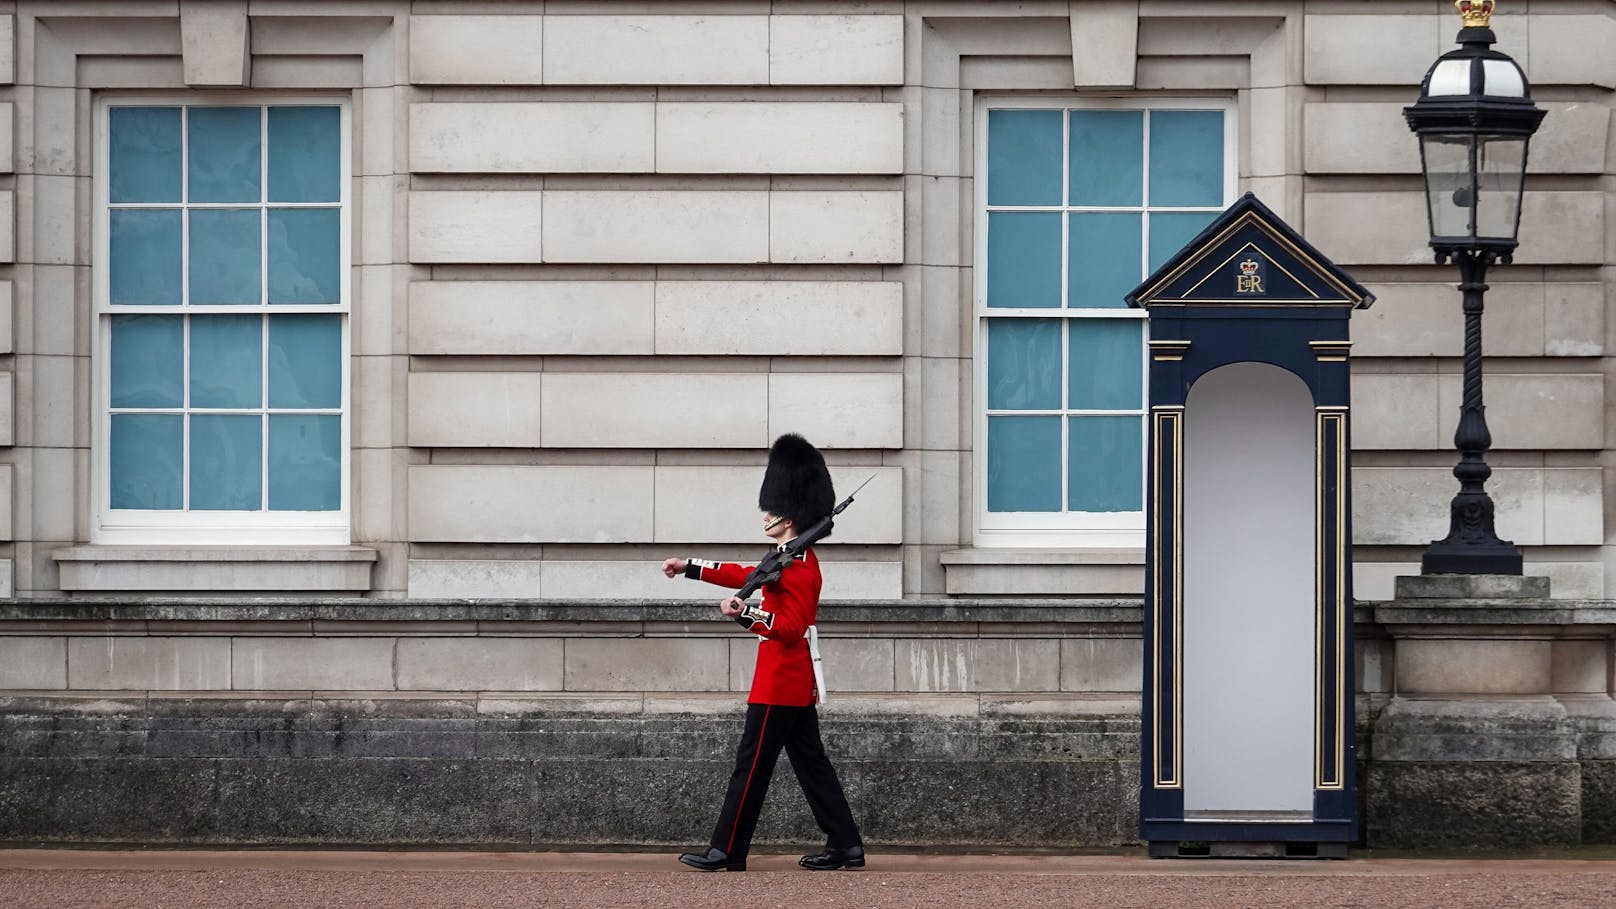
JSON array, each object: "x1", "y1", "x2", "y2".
[{"x1": 709, "y1": 702, "x2": 862, "y2": 860}]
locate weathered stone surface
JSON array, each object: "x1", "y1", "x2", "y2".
[
  {"x1": 1583, "y1": 760, "x2": 1616, "y2": 844},
  {"x1": 1365, "y1": 761, "x2": 1581, "y2": 848},
  {"x1": 1395, "y1": 574, "x2": 1550, "y2": 600},
  {"x1": 0, "y1": 757, "x2": 222, "y2": 841},
  {"x1": 1370, "y1": 697, "x2": 1577, "y2": 762},
  {"x1": 0, "y1": 701, "x2": 1140, "y2": 846},
  {"x1": 215, "y1": 758, "x2": 531, "y2": 844}
]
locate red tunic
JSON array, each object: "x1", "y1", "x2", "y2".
[{"x1": 693, "y1": 549, "x2": 821, "y2": 707}]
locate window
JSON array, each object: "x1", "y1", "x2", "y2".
[
  {"x1": 94, "y1": 100, "x2": 350, "y2": 545},
  {"x1": 974, "y1": 99, "x2": 1233, "y2": 546}
]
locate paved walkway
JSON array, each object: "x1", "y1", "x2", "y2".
[{"x1": 3, "y1": 849, "x2": 1615, "y2": 908}]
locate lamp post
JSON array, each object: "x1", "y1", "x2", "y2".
[{"x1": 1404, "y1": 0, "x2": 1545, "y2": 576}]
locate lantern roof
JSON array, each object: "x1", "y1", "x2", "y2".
[{"x1": 1404, "y1": 1, "x2": 1545, "y2": 137}]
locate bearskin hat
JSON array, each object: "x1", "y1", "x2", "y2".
[{"x1": 758, "y1": 433, "x2": 836, "y2": 530}]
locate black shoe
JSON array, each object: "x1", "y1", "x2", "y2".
[
  {"x1": 799, "y1": 845, "x2": 865, "y2": 870},
  {"x1": 679, "y1": 847, "x2": 746, "y2": 872}
]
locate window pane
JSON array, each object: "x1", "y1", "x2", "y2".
[
  {"x1": 987, "y1": 109, "x2": 1061, "y2": 206},
  {"x1": 987, "y1": 212, "x2": 1061, "y2": 308},
  {"x1": 987, "y1": 415, "x2": 1061, "y2": 512},
  {"x1": 268, "y1": 208, "x2": 341, "y2": 304},
  {"x1": 1068, "y1": 320, "x2": 1143, "y2": 410},
  {"x1": 109, "y1": 107, "x2": 181, "y2": 203},
  {"x1": 110, "y1": 315, "x2": 183, "y2": 408},
  {"x1": 987, "y1": 319, "x2": 1061, "y2": 410},
  {"x1": 269, "y1": 414, "x2": 341, "y2": 511},
  {"x1": 110, "y1": 209, "x2": 182, "y2": 305},
  {"x1": 190, "y1": 315, "x2": 263, "y2": 409},
  {"x1": 189, "y1": 209, "x2": 262, "y2": 305},
  {"x1": 268, "y1": 314, "x2": 342, "y2": 409},
  {"x1": 1068, "y1": 416, "x2": 1143, "y2": 512},
  {"x1": 190, "y1": 414, "x2": 263, "y2": 510},
  {"x1": 1149, "y1": 111, "x2": 1224, "y2": 206},
  {"x1": 110, "y1": 414, "x2": 182, "y2": 509},
  {"x1": 1148, "y1": 211, "x2": 1218, "y2": 272},
  {"x1": 188, "y1": 107, "x2": 262, "y2": 203},
  {"x1": 1069, "y1": 110, "x2": 1143, "y2": 206},
  {"x1": 1068, "y1": 212, "x2": 1141, "y2": 308},
  {"x1": 269, "y1": 106, "x2": 342, "y2": 203}
]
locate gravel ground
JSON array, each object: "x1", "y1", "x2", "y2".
[{"x1": 2, "y1": 852, "x2": 1614, "y2": 909}]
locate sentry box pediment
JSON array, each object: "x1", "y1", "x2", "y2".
[
  {"x1": 1127, "y1": 193, "x2": 1369, "y2": 858},
  {"x1": 1127, "y1": 193, "x2": 1374, "y2": 311}
]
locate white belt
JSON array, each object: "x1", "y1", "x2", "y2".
[{"x1": 807, "y1": 624, "x2": 828, "y2": 703}]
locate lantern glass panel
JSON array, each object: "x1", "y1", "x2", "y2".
[
  {"x1": 1420, "y1": 133, "x2": 1475, "y2": 241},
  {"x1": 1475, "y1": 135, "x2": 1527, "y2": 242}
]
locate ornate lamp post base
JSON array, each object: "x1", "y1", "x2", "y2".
[{"x1": 1422, "y1": 537, "x2": 1523, "y2": 576}]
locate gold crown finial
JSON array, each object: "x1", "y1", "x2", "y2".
[{"x1": 1456, "y1": 0, "x2": 1495, "y2": 28}]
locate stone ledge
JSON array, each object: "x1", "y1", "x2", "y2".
[
  {"x1": 940, "y1": 549, "x2": 1147, "y2": 596},
  {"x1": 51, "y1": 548, "x2": 379, "y2": 594},
  {"x1": 0, "y1": 598, "x2": 1144, "y2": 624},
  {"x1": 1369, "y1": 600, "x2": 1616, "y2": 627}
]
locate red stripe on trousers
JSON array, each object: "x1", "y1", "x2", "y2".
[{"x1": 726, "y1": 704, "x2": 771, "y2": 855}]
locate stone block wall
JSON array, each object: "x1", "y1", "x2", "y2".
[
  {"x1": 0, "y1": 1, "x2": 1600, "y2": 601},
  {"x1": 0, "y1": 600, "x2": 1144, "y2": 847}
]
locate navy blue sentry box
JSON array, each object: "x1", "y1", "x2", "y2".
[{"x1": 1125, "y1": 193, "x2": 1373, "y2": 858}]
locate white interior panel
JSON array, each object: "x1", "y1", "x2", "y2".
[{"x1": 1182, "y1": 362, "x2": 1316, "y2": 818}]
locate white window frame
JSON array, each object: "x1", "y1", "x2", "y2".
[
  {"x1": 91, "y1": 94, "x2": 353, "y2": 546},
  {"x1": 973, "y1": 95, "x2": 1237, "y2": 548}
]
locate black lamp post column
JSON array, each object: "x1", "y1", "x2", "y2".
[
  {"x1": 1405, "y1": 0, "x2": 1544, "y2": 575},
  {"x1": 1420, "y1": 248, "x2": 1520, "y2": 575}
]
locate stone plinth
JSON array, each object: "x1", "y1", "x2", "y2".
[{"x1": 1369, "y1": 575, "x2": 1616, "y2": 847}]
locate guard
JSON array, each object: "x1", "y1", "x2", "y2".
[{"x1": 662, "y1": 433, "x2": 866, "y2": 872}]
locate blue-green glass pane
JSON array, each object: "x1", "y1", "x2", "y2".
[
  {"x1": 1067, "y1": 213, "x2": 1141, "y2": 309},
  {"x1": 188, "y1": 107, "x2": 262, "y2": 203},
  {"x1": 987, "y1": 416, "x2": 1061, "y2": 512},
  {"x1": 110, "y1": 315, "x2": 182, "y2": 408},
  {"x1": 1068, "y1": 110, "x2": 1143, "y2": 206},
  {"x1": 268, "y1": 314, "x2": 341, "y2": 409},
  {"x1": 269, "y1": 414, "x2": 340, "y2": 511},
  {"x1": 189, "y1": 209, "x2": 262, "y2": 305},
  {"x1": 110, "y1": 414, "x2": 182, "y2": 509},
  {"x1": 1149, "y1": 110, "x2": 1224, "y2": 206},
  {"x1": 268, "y1": 208, "x2": 340, "y2": 304},
  {"x1": 987, "y1": 319, "x2": 1061, "y2": 410},
  {"x1": 268, "y1": 106, "x2": 341, "y2": 203},
  {"x1": 109, "y1": 107, "x2": 181, "y2": 203},
  {"x1": 109, "y1": 209, "x2": 182, "y2": 305},
  {"x1": 190, "y1": 415, "x2": 263, "y2": 510},
  {"x1": 1067, "y1": 416, "x2": 1143, "y2": 512},
  {"x1": 987, "y1": 212, "x2": 1061, "y2": 309},
  {"x1": 986, "y1": 109, "x2": 1062, "y2": 206},
  {"x1": 1148, "y1": 211, "x2": 1218, "y2": 272},
  {"x1": 190, "y1": 315, "x2": 263, "y2": 409},
  {"x1": 1068, "y1": 320, "x2": 1144, "y2": 410}
]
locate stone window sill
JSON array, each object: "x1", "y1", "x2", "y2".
[
  {"x1": 52, "y1": 546, "x2": 378, "y2": 593},
  {"x1": 940, "y1": 548, "x2": 1145, "y2": 596}
]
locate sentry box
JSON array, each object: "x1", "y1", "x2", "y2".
[{"x1": 1125, "y1": 193, "x2": 1374, "y2": 859}]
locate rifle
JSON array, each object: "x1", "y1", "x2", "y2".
[{"x1": 731, "y1": 474, "x2": 876, "y2": 603}]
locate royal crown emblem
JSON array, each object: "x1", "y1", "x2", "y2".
[
  {"x1": 1235, "y1": 257, "x2": 1264, "y2": 295},
  {"x1": 1456, "y1": 0, "x2": 1495, "y2": 28}
]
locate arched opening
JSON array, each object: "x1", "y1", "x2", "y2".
[{"x1": 1182, "y1": 361, "x2": 1316, "y2": 819}]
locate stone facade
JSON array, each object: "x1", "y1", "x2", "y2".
[
  {"x1": 0, "y1": 0, "x2": 1612, "y2": 847},
  {"x1": 0, "y1": 0, "x2": 1601, "y2": 599}
]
